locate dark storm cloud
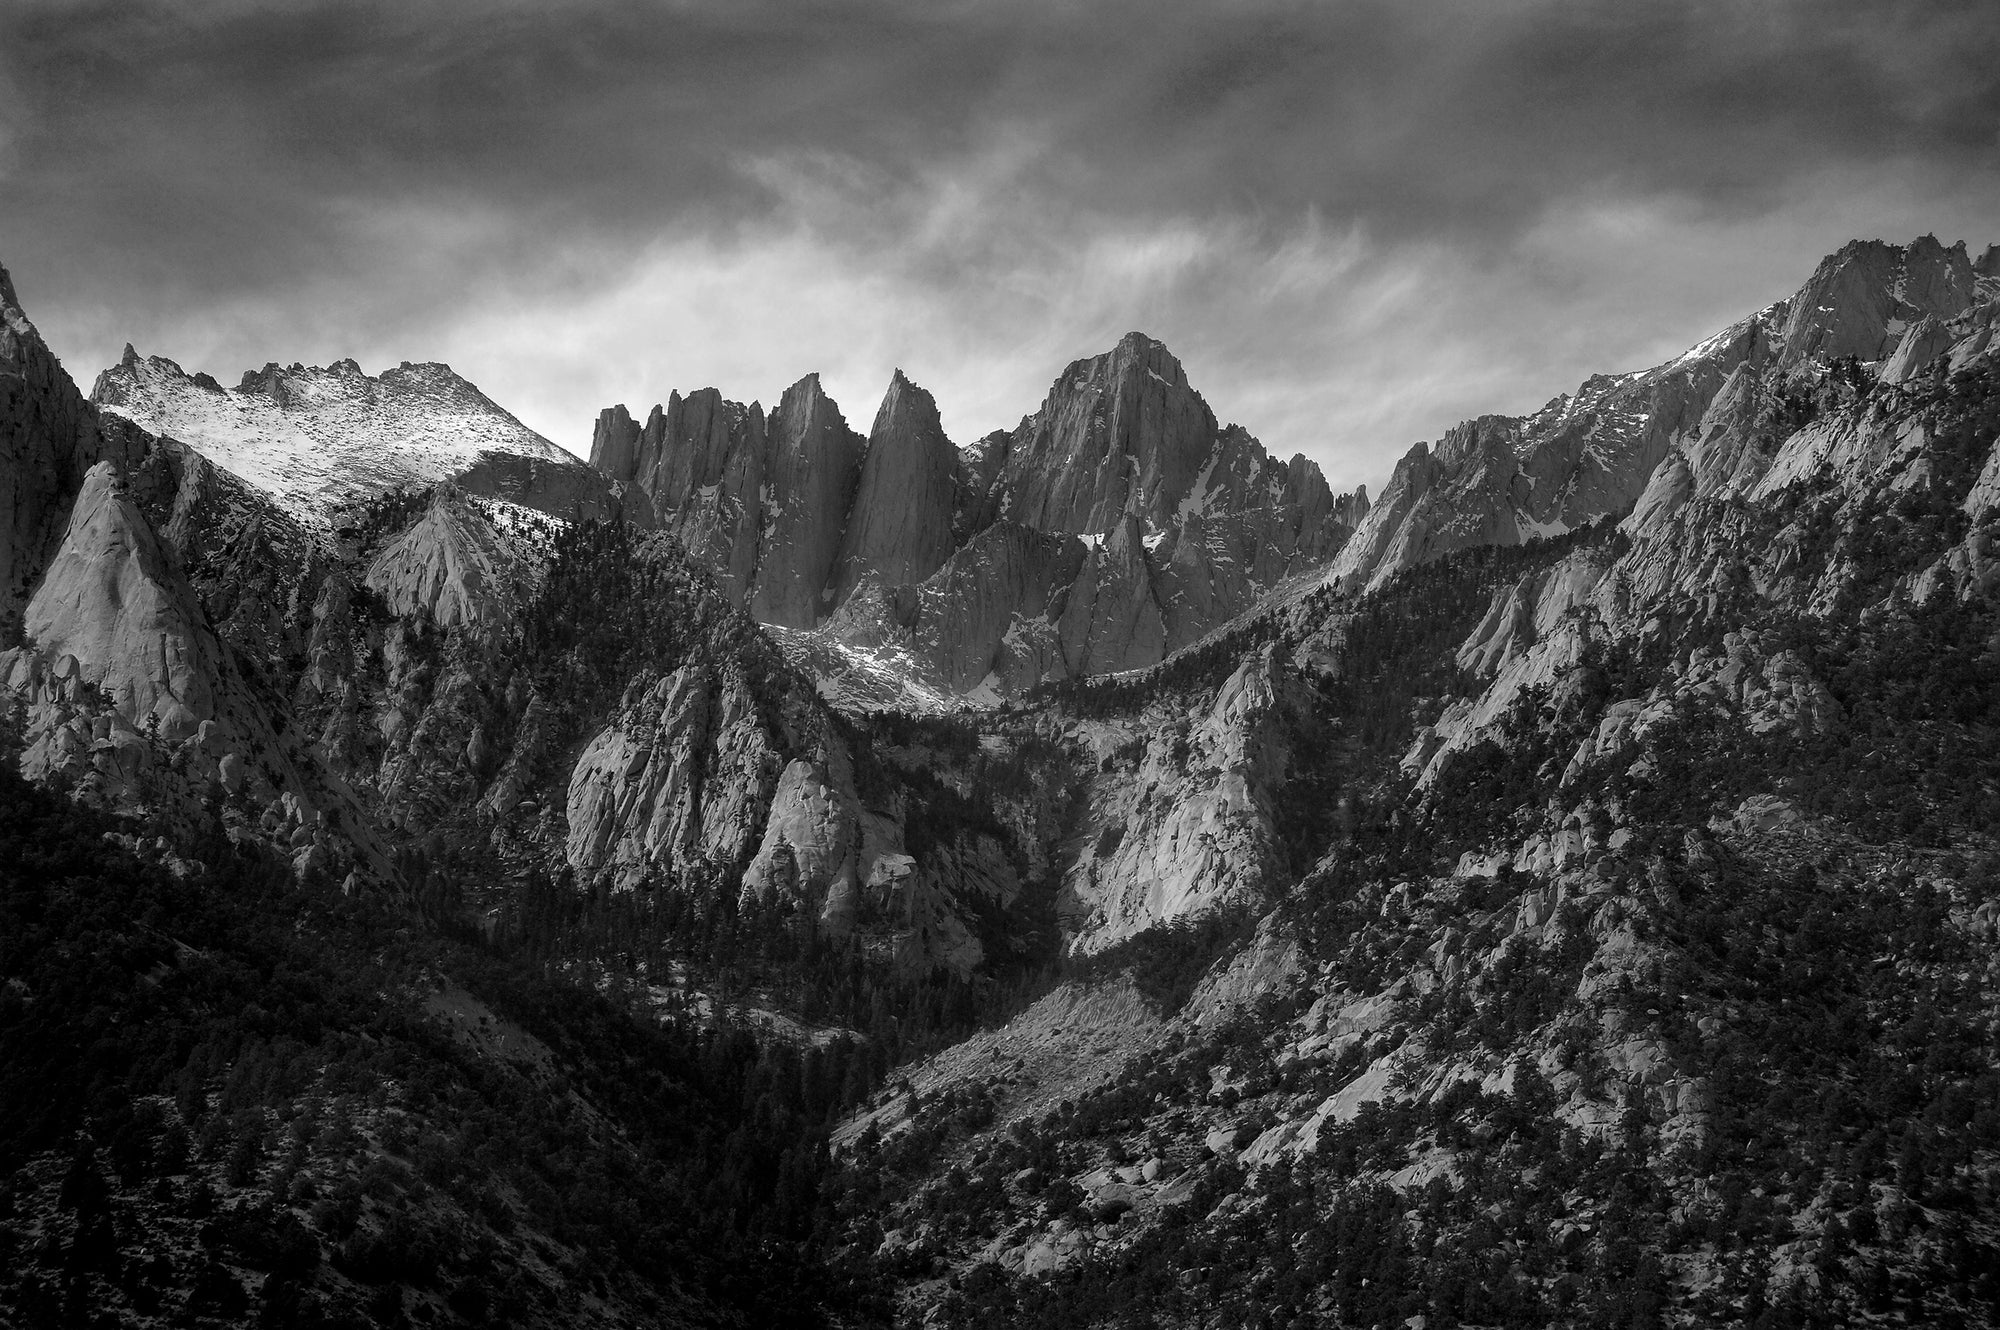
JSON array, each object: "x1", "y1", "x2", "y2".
[
  {"x1": 1031, "y1": 1, "x2": 2000, "y2": 230},
  {"x1": 11, "y1": 0, "x2": 1993, "y2": 275},
  {"x1": 3, "y1": 0, "x2": 1998, "y2": 480}
]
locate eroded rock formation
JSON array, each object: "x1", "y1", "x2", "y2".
[{"x1": 590, "y1": 334, "x2": 1367, "y2": 698}]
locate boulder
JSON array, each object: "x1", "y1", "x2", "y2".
[{"x1": 1085, "y1": 1183, "x2": 1143, "y2": 1222}]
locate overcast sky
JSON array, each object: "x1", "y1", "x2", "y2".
[{"x1": 4, "y1": 0, "x2": 1998, "y2": 494}]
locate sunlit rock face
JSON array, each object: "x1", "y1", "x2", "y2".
[
  {"x1": 363, "y1": 490, "x2": 536, "y2": 630},
  {"x1": 565, "y1": 662, "x2": 782, "y2": 892},
  {"x1": 1059, "y1": 643, "x2": 1318, "y2": 952},
  {"x1": 990, "y1": 332, "x2": 1222, "y2": 537},
  {"x1": 24, "y1": 461, "x2": 221, "y2": 745},
  {"x1": 592, "y1": 389, "x2": 766, "y2": 603}
]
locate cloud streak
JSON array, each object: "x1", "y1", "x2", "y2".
[{"x1": 4, "y1": 0, "x2": 1997, "y2": 490}]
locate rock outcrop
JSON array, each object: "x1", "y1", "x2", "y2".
[
  {"x1": 910, "y1": 522, "x2": 1086, "y2": 693},
  {"x1": 1774, "y1": 234, "x2": 1978, "y2": 368},
  {"x1": 564, "y1": 663, "x2": 782, "y2": 890},
  {"x1": 991, "y1": 332, "x2": 1220, "y2": 536},
  {"x1": 1405, "y1": 253, "x2": 2000, "y2": 787},
  {"x1": 364, "y1": 488, "x2": 533, "y2": 629},
  {"x1": 22, "y1": 461, "x2": 221, "y2": 744},
  {"x1": 590, "y1": 389, "x2": 767, "y2": 602},
  {"x1": 1062, "y1": 643, "x2": 1317, "y2": 950},
  {"x1": 1057, "y1": 512, "x2": 1168, "y2": 676},
  {"x1": 1, "y1": 448, "x2": 382, "y2": 882},
  {"x1": 741, "y1": 758, "x2": 860, "y2": 911}
]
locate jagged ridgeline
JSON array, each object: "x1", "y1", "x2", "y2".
[
  {"x1": 587, "y1": 334, "x2": 1370, "y2": 704},
  {"x1": 1, "y1": 231, "x2": 1998, "y2": 1328}
]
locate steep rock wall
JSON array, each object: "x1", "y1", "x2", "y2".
[
  {"x1": 750, "y1": 376, "x2": 865, "y2": 629},
  {"x1": 0, "y1": 265, "x2": 144, "y2": 621},
  {"x1": 836, "y1": 371, "x2": 958, "y2": 601}
]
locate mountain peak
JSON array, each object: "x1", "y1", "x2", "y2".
[
  {"x1": 91, "y1": 346, "x2": 575, "y2": 522},
  {"x1": 877, "y1": 367, "x2": 937, "y2": 418},
  {"x1": 1109, "y1": 330, "x2": 1187, "y2": 384},
  {"x1": 835, "y1": 366, "x2": 956, "y2": 600},
  {"x1": 0, "y1": 262, "x2": 26, "y2": 327},
  {"x1": 1, "y1": 263, "x2": 39, "y2": 351},
  {"x1": 1778, "y1": 233, "x2": 1980, "y2": 369}
]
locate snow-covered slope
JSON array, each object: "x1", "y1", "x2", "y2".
[{"x1": 91, "y1": 347, "x2": 579, "y2": 524}]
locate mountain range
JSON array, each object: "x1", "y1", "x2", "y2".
[{"x1": 2, "y1": 234, "x2": 1997, "y2": 1327}]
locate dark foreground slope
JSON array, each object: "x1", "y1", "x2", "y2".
[{"x1": 0, "y1": 760, "x2": 869, "y2": 1329}]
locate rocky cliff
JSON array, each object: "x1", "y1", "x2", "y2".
[
  {"x1": 835, "y1": 370, "x2": 958, "y2": 602},
  {"x1": 750, "y1": 375, "x2": 868, "y2": 628},
  {"x1": 0, "y1": 269, "x2": 377, "y2": 864},
  {"x1": 22, "y1": 461, "x2": 223, "y2": 745},
  {"x1": 993, "y1": 332, "x2": 1220, "y2": 535},
  {"x1": 1330, "y1": 235, "x2": 1999, "y2": 593},
  {"x1": 0, "y1": 265, "x2": 147, "y2": 622},
  {"x1": 591, "y1": 333, "x2": 1366, "y2": 700},
  {"x1": 590, "y1": 388, "x2": 767, "y2": 602}
]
